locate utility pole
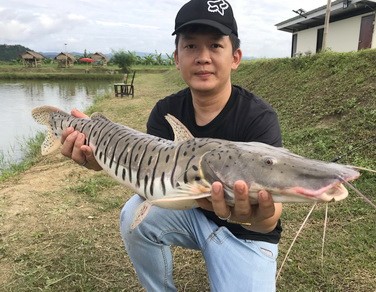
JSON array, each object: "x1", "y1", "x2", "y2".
[
  {"x1": 322, "y1": 0, "x2": 332, "y2": 50},
  {"x1": 64, "y1": 43, "x2": 68, "y2": 68}
]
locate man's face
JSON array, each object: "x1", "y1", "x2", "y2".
[{"x1": 174, "y1": 31, "x2": 241, "y2": 95}]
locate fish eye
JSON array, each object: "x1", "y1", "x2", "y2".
[{"x1": 264, "y1": 157, "x2": 277, "y2": 166}]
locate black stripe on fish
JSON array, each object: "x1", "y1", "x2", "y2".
[
  {"x1": 107, "y1": 128, "x2": 128, "y2": 169},
  {"x1": 93, "y1": 120, "x2": 110, "y2": 156},
  {"x1": 183, "y1": 155, "x2": 196, "y2": 184},
  {"x1": 122, "y1": 168, "x2": 126, "y2": 181},
  {"x1": 136, "y1": 139, "x2": 154, "y2": 188},
  {"x1": 79, "y1": 119, "x2": 92, "y2": 139},
  {"x1": 171, "y1": 144, "x2": 183, "y2": 188},
  {"x1": 86, "y1": 120, "x2": 98, "y2": 147},
  {"x1": 144, "y1": 175, "x2": 149, "y2": 196},
  {"x1": 67, "y1": 117, "x2": 75, "y2": 129},
  {"x1": 94, "y1": 121, "x2": 117, "y2": 159},
  {"x1": 161, "y1": 171, "x2": 166, "y2": 196},
  {"x1": 88, "y1": 119, "x2": 105, "y2": 146},
  {"x1": 115, "y1": 138, "x2": 132, "y2": 177},
  {"x1": 150, "y1": 147, "x2": 163, "y2": 197},
  {"x1": 128, "y1": 137, "x2": 143, "y2": 184},
  {"x1": 89, "y1": 119, "x2": 110, "y2": 150}
]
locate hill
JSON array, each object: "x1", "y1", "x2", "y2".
[
  {"x1": 233, "y1": 50, "x2": 376, "y2": 164},
  {"x1": 0, "y1": 44, "x2": 31, "y2": 61}
]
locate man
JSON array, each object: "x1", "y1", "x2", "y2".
[{"x1": 61, "y1": 0, "x2": 282, "y2": 290}]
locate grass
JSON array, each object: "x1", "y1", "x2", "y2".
[
  {"x1": 0, "y1": 133, "x2": 45, "y2": 181},
  {"x1": 1, "y1": 50, "x2": 375, "y2": 291},
  {"x1": 0, "y1": 63, "x2": 173, "y2": 80}
]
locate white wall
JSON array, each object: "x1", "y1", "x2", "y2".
[
  {"x1": 295, "y1": 13, "x2": 375, "y2": 55},
  {"x1": 327, "y1": 15, "x2": 362, "y2": 52},
  {"x1": 296, "y1": 28, "x2": 318, "y2": 55}
]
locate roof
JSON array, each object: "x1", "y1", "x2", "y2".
[
  {"x1": 276, "y1": 0, "x2": 376, "y2": 33},
  {"x1": 20, "y1": 51, "x2": 45, "y2": 60},
  {"x1": 91, "y1": 52, "x2": 109, "y2": 61},
  {"x1": 54, "y1": 52, "x2": 76, "y2": 61}
]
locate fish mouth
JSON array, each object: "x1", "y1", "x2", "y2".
[
  {"x1": 280, "y1": 173, "x2": 360, "y2": 203},
  {"x1": 287, "y1": 183, "x2": 349, "y2": 202}
]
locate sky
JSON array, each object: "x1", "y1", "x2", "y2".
[{"x1": 0, "y1": 0, "x2": 328, "y2": 58}]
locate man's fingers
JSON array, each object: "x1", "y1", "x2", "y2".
[
  {"x1": 71, "y1": 133, "x2": 87, "y2": 163},
  {"x1": 257, "y1": 190, "x2": 276, "y2": 219},
  {"x1": 196, "y1": 198, "x2": 214, "y2": 211},
  {"x1": 233, "y1": 180, "x2": 251, "y2": 218},
  {"x1": 71, "y1": 109, "x2": 89, "y2": 118},
  {"x1": 81, "y1": 145, "x2": 103, "y2": 171},
  {"x1": 60, "y1": 130, "x2": 78, "y2": 157},
  {"x1": 211, "y1": 182, "x2": 231, "y2": 219},
  {"x1": 61, "y1": 131, "x2": 86, "y2": 164},
  {"x1": 61, "y1": 127, "x2": 75, "y2": 145}
]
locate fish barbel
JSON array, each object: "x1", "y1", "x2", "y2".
[{"x1": 32, "y1": 106, "x2": 360, "y2": 211}]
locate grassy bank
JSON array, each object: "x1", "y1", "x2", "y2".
[{"x1": 0, "y1": 51, "x2": 375, "y2": 291}]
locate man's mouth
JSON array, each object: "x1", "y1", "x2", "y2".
[{"x1": 195, "y1": 71, "x2": 213, "y2": 77}]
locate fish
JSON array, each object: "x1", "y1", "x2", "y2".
[{"x1": 32, "y1": 105, "x2": 365, "y2": 226}]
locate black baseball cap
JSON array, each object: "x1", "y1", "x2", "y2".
[{"x1": 172, "y1": 0, "x2": 238, "y2": 37}]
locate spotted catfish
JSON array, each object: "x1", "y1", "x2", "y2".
[{"x1": 32, "y1": 106, "x2": 363, "y2": 225}]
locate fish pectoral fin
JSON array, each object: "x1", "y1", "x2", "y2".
[
  {"x1": 151, "y1": 183, "x2": 211, "y2": 209},
  {"x1": 151, "y1": 192, "x2": 211, "y2": 210},
  {"x1": 131, "y1": 200, "x2": 153, "y2": 230}
]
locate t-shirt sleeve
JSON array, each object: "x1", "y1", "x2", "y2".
[{"x1": 146, "y1": 101, "x2": 174, "y2": 140}]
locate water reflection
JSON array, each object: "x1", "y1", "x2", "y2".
[{"x1": 0, "y1": 80, "x2": 112, "y2": 165}]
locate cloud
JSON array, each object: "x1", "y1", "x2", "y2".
[
  {"x1": 95, "y1": 20, "x2": 158, "y2": 30},
  {"x1": 1, "y1": 0, "x2": 325, "y2": 57}
]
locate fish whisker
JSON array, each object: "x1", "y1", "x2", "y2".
[
  {"x1": 338, "y1": 176, "x2": 376, "y2": 209},
  {"x1": 350, "y1": 165, "x2": 376, "y2": 173},
  {"x1": 276, "y1": 203, "x2": 317, "y2": 280}
]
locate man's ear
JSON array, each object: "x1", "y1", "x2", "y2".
[
  {"x1": 231, "y1": 48, "x2": 242, "y2": 70},
  {"x1": 174, "y1": 50, "x2": 180, "y2": 70}
]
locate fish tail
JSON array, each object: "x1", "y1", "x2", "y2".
[{"x1": 32, "y1": 106, "x2": 67, "y2": 156}]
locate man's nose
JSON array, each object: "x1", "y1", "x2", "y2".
[{"x1": 195, "y1": 47, "x2": 212, "y2": 64}]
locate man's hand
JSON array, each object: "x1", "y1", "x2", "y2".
[
  {"x1": 60, "y1": 109, "x2": 102, "y2": 171},
  {"x1": 197, "y1": 180, "x2": 282, "y2": 233}
]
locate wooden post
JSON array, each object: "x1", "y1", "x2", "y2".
[{"x1": 322, "y1": 0, "x2": 332, "y2": 50}]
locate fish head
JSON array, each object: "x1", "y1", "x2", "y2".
[{"x1": 200, "y1": 142, "x2": 360, "y2": 204}]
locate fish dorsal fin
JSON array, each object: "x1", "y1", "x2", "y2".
[
  {"x1": 90, "y1": 112, "x2": 112, "y2": 122},
  {"x1": 165, "y1": 114, "x2": 194, "y2": 142}
]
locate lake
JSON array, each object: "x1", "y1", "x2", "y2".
[{"x1": 0, "y1": 80, "x2": 112, "y2": 166}]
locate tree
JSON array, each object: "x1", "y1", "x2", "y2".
[{"x1": 110, "y1": 50, "x2": 137, "y2": 73}]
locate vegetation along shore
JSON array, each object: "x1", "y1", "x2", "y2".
[{"x1": 0, "y1": 50, "x2": 375, "y2": 291}]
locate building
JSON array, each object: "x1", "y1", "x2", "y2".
[
  {"x1": 91, "y1": 52, "x2": 109, "y2": 66},
  {"x1": 54, "y1": 52, "x2": 76, "y2": 67},
  {"x1": 276, "y1": 0, "x2": 376, "y2": 57},
  {"x1": 20, "y1": 51, "x2": 45, "y2": 67}
]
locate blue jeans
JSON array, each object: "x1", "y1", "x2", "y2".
[{"x1": 120, "y1": 195, "x2": 278, "y2": 292}]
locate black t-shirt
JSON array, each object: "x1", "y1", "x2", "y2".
[{"x1": 147, "y1": 85, "x2": 283, "y2": 244}]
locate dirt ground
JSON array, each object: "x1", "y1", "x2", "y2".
[
  {"x1": 0, "y1": 154, "x2": 90, "y2": 284},
  {"x1": 0, "y1": 151, "x2": 210, "y2": 291}
]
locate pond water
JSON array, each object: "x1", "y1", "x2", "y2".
[{"x1": 0, "y1": 80, "x2": 112, "y2": 166}]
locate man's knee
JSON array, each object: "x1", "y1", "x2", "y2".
[{"x1": 119, "y1": 195, "x2": 145, "y2": 242}]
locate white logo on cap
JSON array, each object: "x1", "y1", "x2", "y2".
[{"x1": 207, "y1": 0, "x2": 229, "y2": 16}]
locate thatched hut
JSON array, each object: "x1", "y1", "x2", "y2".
[
  {"x1": 54, "y1": 52, "x2": 76, "y2": 68},
  {"x1": 91, "y1": 52, "x2": 109, "y2": 66},
  {"x1": 20, "y1": 51, "x2": 45, "y2": 67}
]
